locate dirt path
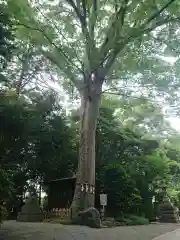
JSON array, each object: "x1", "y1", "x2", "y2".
[{"x1": 1, "y1": 221, "x2": 180, "y2": 240}]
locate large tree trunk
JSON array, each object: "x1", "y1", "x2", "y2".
[{"x1": 71, "y1": 81, "x2": 102, "y2": 217}]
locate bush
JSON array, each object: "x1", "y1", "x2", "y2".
[
  {"x1": 0, "y1": 169, "x2": 14, "y2": 224},
  {"x1": 101, "y1": 164, "x2": 141, "y2": 216},
  {"x1": 168, "y1": 188, "x2": 180, "y2": 208},
  {"x1": 116, "y1": 215, "x2": 149, "y2": 226},
  {"x1": 0, "y1": 205, "x2": 7, "y2": 226}
]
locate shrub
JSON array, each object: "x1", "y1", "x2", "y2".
[
  {"x1": 0, "y1": 169, "x2": 14, "y2": 224},
  {"x1": 0, "y1": 205, "x2": 7, "y2": 226},
  {"x1": 101, "y1": 164, "x2": 141, "y2": 217},
  {"x1": 116, "y1": 215, "x2": 149, "y2": 226}
]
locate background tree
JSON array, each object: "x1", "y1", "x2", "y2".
[
  {"x1": 0, "y1": 2, "x2": 13, "y2": 69},
  {"x1": 1, "y1": 85, "x2": 180, "y2": 222},
  {"x1": 0, "y1": 4, "x2": 15, "y2": 223},
  {"x1": 0, "y1": 89, "x2": 77, "y2": 218},
  {"x1": 69, "y1": 95, "x2": 179, "y2": 220}
]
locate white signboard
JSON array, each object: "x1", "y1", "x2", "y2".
[{"x1": 100, "y1": 194, "x2": 107, "y2": 206}]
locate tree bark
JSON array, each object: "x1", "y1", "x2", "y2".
[{"x1": 71, "y1": 81, "x2": 102, "y2": 217}]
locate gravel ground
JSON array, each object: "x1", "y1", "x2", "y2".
[{"x1": 1, "y1": 221, "x2": 180, "y2": 240}]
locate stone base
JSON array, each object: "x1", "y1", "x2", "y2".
[
  {"x1": 72, "y1": 207, "x2": 101, "y2": 228},
  {"x1": 102, "y1": 218, "x2": 116, "y2": 227},
  {"x1": 159, "y1": 219, "x2": 179, "y2": 223},
  {"x1": 17, "y1": 212, "x2": 44, "y2": 222},
  {"x1": 159, "y1": 214, "x2": 179, "y2": 223}
]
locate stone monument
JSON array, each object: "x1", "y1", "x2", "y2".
[
  {"x1": 73, "y1": 207, "x2": 101, "y2": 228},
  {"x1": 158, "y1": 195, "x2": 179, "y2": 223},
  {"x1": 17, "y1": 193, "x2": 44, "y2": 222}
]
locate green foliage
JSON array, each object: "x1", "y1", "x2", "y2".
[
  {"x1": 0, "y1": 168, "x2": 14, "y2": 223},
  {"x1": 94, "y1": 99, "x2": 180, "y2": 219},
  {"x1": 7, "y1": 0, "x2": 180, "y2": 110},
  {"x1": 0, "y1": 169, "x2": 14, "y2": 200},
  {"x1": 2, "y1": 0, "x2": 180, "y2": 221},
  {"x1": 0, "y1": 90, "x2": 76, "y2": 181},
  {"x1": 168, "y1": 188, "x2": 180, "y2": 208},
  {"x1": 0, "y1": 89, "x2": 77, "y2": 219},
  {"x1": 116, "y1": 215, "x2": 149, "y2": 226},
  {"x1": 0, "y1": 2, "x2": 14, "y2": 69},
  {"x1": 0, "y1": 205, "x2": 8, "y2": 224},
  {"x1": 101, "y1": 164, "x2": 141, "y2": 216},
  {"x1": 1, "y1": 88, "x2": 180, "y2": 221}
]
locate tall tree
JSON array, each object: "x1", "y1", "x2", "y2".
[{"x1": 8, "y1": 0, "x2": 180, "y2": 217}]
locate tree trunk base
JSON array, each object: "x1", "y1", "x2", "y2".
[{"x1": 71, "y1": 207, "x2": 101, "y2": 228}]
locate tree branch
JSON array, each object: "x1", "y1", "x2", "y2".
[
  {"x1": 102, "y1": 37, "x2": 131, "y2": 77},
  {"x1": 99, "y1": 0, "x2": 129, "y2": 67},
  {"x1": 93, "y1": 0, "x2": 97, "y2": 12},
  {"x1": 145, "y1": 0, "x2": 176, "y2": 25},
  {"x1": 16, "y1": 49, "x2": 33, "y2": 95},
  {"x1": 82, "y1": 0, "x2": 87, "y2": 27},
  {"x1": 102, "y1": 0, "x2": 179, "y2": 78},
  {"x1": 34, "y1": 3, "x2": 83, "y2": 67},
  {"x1": 103, "y1": 91, "x2": 167, "y2": 104},
  {"x1": 66, "y1": 0, "x2": 86, "y2": 28},
  {"x1": 66, "y1": 0, "x2": 94, "y2": 71},
  {"x1": 42, "y1": 50, "x2": 83, "y2": 91},
  {"x1": 144, "y1": 16, "x2": 180, "y2": 33},
  {"x1": 150, "y1": 35, "x2": 180, "y2": 55},
  {"x1": 76, "y1": 0, "x2": 81, "y2": 10},
  {"x1": 15, "y1": 22, "x2": 82, "y2": 73},
  {"x1": 89, "y1": 0, "x2": 98, "y2": 37}
]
